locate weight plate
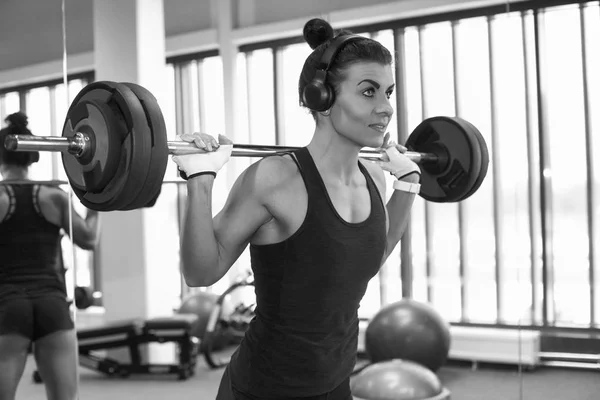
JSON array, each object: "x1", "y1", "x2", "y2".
[
  {"x1": 63, "y1": 81, "x2": 153, "y2": 211},
  {"x1": 457, "y1": 119, "x2": 489, "y2": 201},
  {"x1": 62, "y1": 87, "x2": 114, "y2": 193},
  {"x1": 92, "y1": 81, "x2": 152, "y2": 211},
  {"x1": 406, "y1": 116, "x2": 482, "y2": 203},
  {"x1": 119, "y1": 83, "x2": 169, "y2": 210},
  {"x1": 66, "y1": 99, "x2": 122, "y2": 193},
  {"x1": 62, "y1": 83, "x2": 132, "y2": 211},
  {"x1": 444, "y1": 117, "x2": 484, "y2": 202}
]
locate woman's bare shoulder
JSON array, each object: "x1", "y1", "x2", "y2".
[
  {"x1": 37, "y1": 185, "x2": 68, "y2": 208},
  {"x1": 244, "y1": 154, "x2": 301, "y2": 191}
]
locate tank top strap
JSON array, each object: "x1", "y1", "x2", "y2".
[
  {"x1": 291, "y1": 147, "x2": 326, "y2": 200},
  {"x1": 31, "y1": 184, "x2": 43, "y2": 217},
  {"x1": 1, "y1": 185, "x2": 16, "y2": 223}
]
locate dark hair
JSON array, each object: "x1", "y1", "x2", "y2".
[
  {"x1": 0, "y1": 112, "x2": 39, "y2": 167},
  {"x1": 298, "y1": 18, "x2": 394, "y2": 117}
]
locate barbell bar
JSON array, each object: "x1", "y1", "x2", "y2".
[
  {"x1": 4, "y1": 133, "x2": 438, "y2": 164},
  {"x1": 3, "y1": 80, "x2": 489, "y2": 211}
]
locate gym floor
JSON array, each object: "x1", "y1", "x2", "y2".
[{"x1": 15, "y1": 352, "x2": 600, "y2": 400}]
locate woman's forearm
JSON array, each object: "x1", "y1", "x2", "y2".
[
  {"x1": 85, "y1": 211, "x2": 101, "y2": 246},
  {"x1": 180, "y1": 176, "x2": 221, "y2": 286},
  {"x1": 383, "y1": 177, "x2": 419, "y2": 262}
]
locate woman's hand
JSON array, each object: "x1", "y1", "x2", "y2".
[
  {"x1": 375, "y1": 133, "x2": 421, "y2": 181},
  {"x1": 171, "y1": 133, "x2": 234, "y2": 179}
]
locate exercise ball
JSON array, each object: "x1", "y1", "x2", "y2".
[
  {"x1": 365, "y1": 299, "x2": 451, "y2": 371},
  {"x1": 177, "y1": 291, "x2": 219, "y2": 338},
  {"x1": 351, "y1": 359, "x2": 450, "y2": 400}
]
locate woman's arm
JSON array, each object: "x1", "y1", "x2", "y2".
[
  {"x1": 368, "y1": 139, "x2": 421, "y2": 263},
  {"x1": 54, "y1": 190, "x2": 101, "y2": 250},
  {"x1": 363, "y1": 161, "x2": 418, "y2": 264},
  {"x1": 382, "y1": 174, "x2": 419, "y2": 261},
  {"x1": 180, "y1": 160, "x2": 275, "y2": 287}
]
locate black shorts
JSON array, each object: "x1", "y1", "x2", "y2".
[{"x1": 0, "y1": 288, "x2": 74, "y2": 341}]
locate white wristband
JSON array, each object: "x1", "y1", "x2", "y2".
[{"x1": 393, "y1": 179, "x2": 421, "y2": 194}]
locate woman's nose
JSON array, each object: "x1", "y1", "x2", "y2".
[{"x1": 376, "y1": 99, "x2": 394, "y2": 117}]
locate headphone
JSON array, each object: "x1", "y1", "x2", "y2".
[
  {"x1": 302, "y1": 34, "x2": 364, "y2": 112},
  {"x1": 29, "y1": 151, "x2": 40, "y2": 164}
]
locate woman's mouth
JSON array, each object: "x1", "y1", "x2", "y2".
[{"x1": 369, "y1": 124, "x2": 387, "y2": 134}]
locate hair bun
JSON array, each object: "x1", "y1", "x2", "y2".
[
  {"x1": 303, "y1": 18, "x2": 334, "y2": 50},
  {"x1": 6, "y1": 112, "x2": 28, "y2": 128}
]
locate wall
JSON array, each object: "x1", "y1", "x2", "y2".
[
  {"x1": 0, "y1": 0, "x2": 92, "y2": 72},
  {"x1": 0, "y1": 0, "x2": 525, "y2": 87},
  {"x1": 0, "y1": 0, "x2": 214, "y2": 74}
]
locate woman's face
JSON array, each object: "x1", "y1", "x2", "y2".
[{"x1": 329, "y1": 61, "x2": 395, "y2": 148}]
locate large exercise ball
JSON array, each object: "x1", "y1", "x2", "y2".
[
  {"x1": 351, "y1": 359, "x2": 451, "y2": 400},
  {"x1": 177, "y1": 291, "x2": 219, "y2": 338},
  {"x1": 365, "y1": 299, "x2": 451, "y2": 371}
]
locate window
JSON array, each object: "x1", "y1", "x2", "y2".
[
  {"x1": 171, "y1": 1, "x2": 600, "y2": 332},
  {"x1": 0, "y1": 92, "x2": 21, "y2": 124},
  {"x1": 543, "y1": 4, "x2": 596, "y2": 327},
  {"x1": 584, "y1": 2, "x2": 600, "y2": 328},
  {"x1": 245, "y1": 49, "x2": 276, "y2": 145},
  {"x1": 170, "y1": 55, "x2": 241, "y2": 297},
  {"x1": 278, "y1": 43, "x2": 314, "y2": 146},
  {"x1": 417, "y1": 21, "x2": 463, "y2": 321}
]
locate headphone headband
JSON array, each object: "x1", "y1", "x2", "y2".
[{"x1": 317, "y1": 34, "x2": 364, "y2": 73}]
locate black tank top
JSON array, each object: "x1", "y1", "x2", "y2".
[
  {"x1": 0, "y1": 184, "x2": 64, "y2": 297},
  {"x1": 230, "y1": 147, "x2": 387, "y2": 398}
]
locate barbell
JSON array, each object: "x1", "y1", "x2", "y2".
[{"x1": 4, "y1": 81, "x2": 489, "y2": 211}]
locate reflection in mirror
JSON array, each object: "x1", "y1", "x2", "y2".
[{"x1": 0, "y1": 0, "x2": 100, "y2": 398}]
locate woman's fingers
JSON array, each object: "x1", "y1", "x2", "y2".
[
  {"x1": 178, "y1": 132, "x2": 229, "y2": 152},
  {"x1": 395, "y1": 143, "x2": 407, "y2": 153},
  {"x1": 382, "y1": 132, "x2": 390, "y2": 147}
]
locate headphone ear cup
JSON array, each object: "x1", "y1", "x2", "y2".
[
  {"x1": 29, "y1": 151, "x2": 40, "y2": 164},
  {"x1": 322, "y1": 84, "x2": 334, "y2": 111},
  {"x1": 302, "y1": 70, "x2": 333, "y2": 112}
]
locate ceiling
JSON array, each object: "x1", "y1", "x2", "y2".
[{"x1": 0, "y1": 0, "x2": 213, "y2": 72}]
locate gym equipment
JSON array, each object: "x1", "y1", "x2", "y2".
[
  {"x1": 74, "y1": 286, "x2": 97, "y2": 309},
  {"x1": 202, "y1": 271, "x2": 255, "y2": 369},
  {"x1": 365, "y1": 299, "x2": 451, "y2": 372},
  {"x1": 177, "y1": 291, "x2": 220, "y2": 339},
  {"x1": 406, "y1": 117, "x2": 486, "y2": 203},
  {"x1": 32, "y1": 314, "x2": 200, "y2": 382},
  {"x1": 351, "y1": 359, "x2": 451, "y2": 400},
  {"x1": 4, "y1": 81, "x2": 489, "y2": 211}
]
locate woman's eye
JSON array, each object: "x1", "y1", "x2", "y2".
[
  {"x1": 362, "y1": 88, "x2": 375, "y2": 97},
  {"x1": 386, "y1": 90, "x2": 394, "y2": 99}
]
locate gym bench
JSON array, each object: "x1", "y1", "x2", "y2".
[{"x1": 33, "y1": 313, "x2": 200, "y2": 382}]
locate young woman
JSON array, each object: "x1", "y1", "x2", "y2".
[
  {"x1": 0, "y1": 112, "x2": 100, "y2": 400},
  {"x1": 173, "y1": 19, "x2": 421, "y2": 400}
]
